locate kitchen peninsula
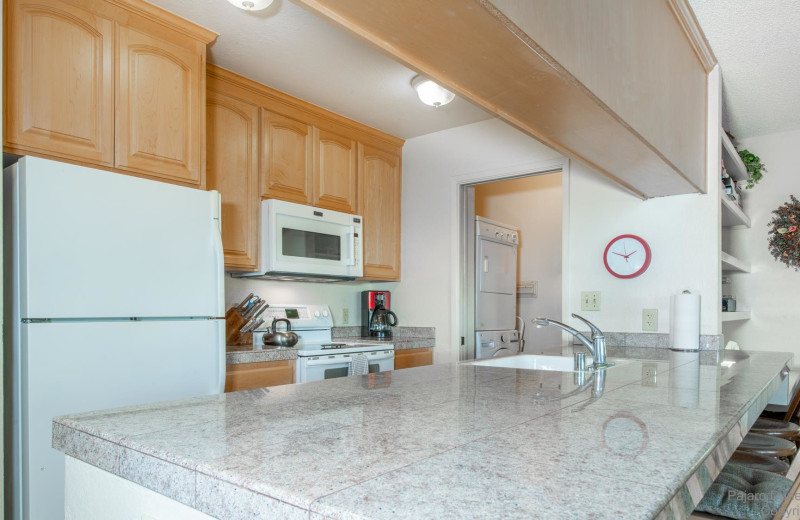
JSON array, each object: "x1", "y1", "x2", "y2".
[{"x1": 54, "y1": 349, "x2": 791, "y2": 519}]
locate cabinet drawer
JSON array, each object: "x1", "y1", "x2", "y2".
[
  {"x1": 394, "y1": 347, "x2": 433, "y2": 370},
  {"x1": 225, "y1": 359, "x2": 295, "y2": 392}
]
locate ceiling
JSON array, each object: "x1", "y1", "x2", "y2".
[
  {"x1": 148, "y1": 0, "x2": 492, "y2": 140},
  {"x1": 689, "y1": 0, "x2": 800, "y2": 140},
  {"x1": 150, "y1": 1, "x2": 799, "y2": 144}
]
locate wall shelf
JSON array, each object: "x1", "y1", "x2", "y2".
[
  {"x1": 721, "y1": 311, "x2": 750, "y2": 322},
  {"x1": 721, "y1": 130, "x2": 747, "y2": 182},
  {"x1": 721, "y1": 189, "x2": 751, "y2": 228},
  {"x1": 721, "y1": 251, "x2": 751, "y2": 273}
]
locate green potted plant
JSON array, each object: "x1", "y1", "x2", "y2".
[{"x1": 738, "y1": 149, "x2": 766, "y2": 189}]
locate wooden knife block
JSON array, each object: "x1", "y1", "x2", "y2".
[{"x1": 225, "y1": 306, "x2": 253, "y2": 346}]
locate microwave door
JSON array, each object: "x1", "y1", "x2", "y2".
[{"x1": 272, "y1": 215, "x2": 358, "y2": 276}]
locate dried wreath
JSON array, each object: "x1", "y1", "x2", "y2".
[{"x1": 767, "y1": 195, "x2": 800, "y2": 270}]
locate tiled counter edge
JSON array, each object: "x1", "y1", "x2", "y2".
[
  {"x1": 653, "y1": 365, "x2": 788, "y2": 519},
  {"x1": 53, "y1": 421, "x2": 312, "y2": 518}
]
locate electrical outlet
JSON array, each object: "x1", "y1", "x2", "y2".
[
  {"x1": 342, "y1": 308, "x2": 350, "y2": 324},
  {"x1": 642, "y1": 309, "x2": 658, "y2": 331},
  {"x1": 580, "y1": 291, "x2": 600, "y2": 311},
  {"x1": 642, "y1": 363, "x2": 658, "y2": 386}
]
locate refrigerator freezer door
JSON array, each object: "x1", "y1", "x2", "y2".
[
  {"x1": 15, "y1": 320, "x2": 224, "y2": 520},
  {"x1": 12, "y1": 157, "x2": 223, "y2": 319}
]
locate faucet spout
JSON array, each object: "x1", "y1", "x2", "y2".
[
  {"x1": 532, "y1": 317, "x2": 596, "y2": 357},
  {"x1": 532, "y1": 316, "x2": 611, "y2": 368}
]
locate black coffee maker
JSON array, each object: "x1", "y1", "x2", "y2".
[{"x1": 362, "y1": 290, "x2": 398, "y2": 338}]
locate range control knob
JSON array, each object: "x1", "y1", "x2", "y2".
[
  {"x1": 322, "y1": 309, "x2": 329, "y2": 318},
  {"x1": 313, "y1": 309, "x2": 321, "y2": 318},
  {"x1": 512, "y1": 234, "x2": 518, "y2": 243},
  {"x1": 495, "y1": 231, "x2": 501, "y2": 238},
  {"x1": 500, "y1": 334, "x2": 509, "y2": 343}
]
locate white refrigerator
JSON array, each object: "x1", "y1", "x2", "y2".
[{"x1": 4, "y1": 156, "x2": 226, "y2": 520}]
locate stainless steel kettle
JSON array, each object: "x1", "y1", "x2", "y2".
[{"x1": 262, "y1": 318, "x2": 299, "y2": 347}]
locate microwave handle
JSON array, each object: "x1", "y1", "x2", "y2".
[{"x1": 346, "y1": 226, "x2": 356, "y2": 266}]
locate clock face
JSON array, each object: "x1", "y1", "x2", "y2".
[{"x1": 603, "y1": 235, "x2": 651, "y2": 279}]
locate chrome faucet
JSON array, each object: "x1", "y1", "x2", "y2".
[{"x1": 532, "y1": 313, "x2": 612, "y2": 368}]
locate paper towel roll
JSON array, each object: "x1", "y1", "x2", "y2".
[{"x1": 670, "y1": 291, "x2": 700, "y2": 351}]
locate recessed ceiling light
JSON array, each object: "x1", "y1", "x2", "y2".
[
  {"x1": 411, "y1": 75, "x2": 455, "y2": 108},
  {"x1": 226, "y1": 0, "x2": 274, "y2": 11}
]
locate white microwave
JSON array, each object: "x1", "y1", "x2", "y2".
[{"x1": 233, "y1": 200, "x2": 363, "y2": 282}]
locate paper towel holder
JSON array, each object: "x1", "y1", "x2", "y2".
[{"x1": 670, "y1": 290, "x2": 701, "y2": 352}]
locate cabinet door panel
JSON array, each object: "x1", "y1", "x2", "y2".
[
  {"x1": 225, "y1": 360, "x2": 295, "y2": 392},
  {"x1": 116, "y1": 26, "x2": 203, "y2": 186},
  {"x1": 207, "y1": 91, "x2": 259, "y2": 271},
  {"x1": 394, "y1": 348, "x2": 433, "y2": 370},
  {"x1": 260, "y1": 109, "x2": 312, "y2": 204},
  {"x1": 314, "y1": 128, "x2": 357, "y2": 213},
  {"x1": 359, "y1": 144, "x2": 401, "y2": 280},
  {"x1": 5, "y1": 0, "x2": 114, "y2": 165}
]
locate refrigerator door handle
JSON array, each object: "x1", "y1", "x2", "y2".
[{"x1": 210, "y1": 191, "x2": 226, "y2": 393}]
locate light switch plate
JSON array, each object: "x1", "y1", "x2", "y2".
[
  {"x1": 642, "y1": 309, "x2": 658, "y2": 331},
  {"x1": 580, "y1": 291, "x2": 600, "y2": 311}
]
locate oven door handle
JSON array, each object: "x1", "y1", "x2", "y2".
[
  {"x1": 365, "y1": 352, "x2": 395, "y2": 361},
  {"x1": 304, "y1": 351, "x2": 394, "y2": 366},
  {"x1": 304, "y1": 356, "x2": 352, "y2": 367}
]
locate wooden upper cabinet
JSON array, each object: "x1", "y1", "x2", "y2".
[
  {"x1": 260, "y1": 109, "x2": 313, "y2": 205},
  {"x1": 207, "y1": 90, "x2": 260, "y2": 271},
  {"x1": 359, "y1": 143, "x2": 401, "y2": 281},
  {"x1": 115, "y1": 25, "x2": 205, "y2": 186},
  {"x1": 314, "y1": 127, "x2": 357, "y2": 213},
  {"x1": 5, "y1": 0, "x2": 114, "y2": 165},
  {"x1": 4, "y1": 0, "x2": 216, "y2": 188}
]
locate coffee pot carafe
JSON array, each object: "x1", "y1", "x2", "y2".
[
  {"x1": 362, "y1": 291, "x2": 398, "y2": 338},
  {"x1": 369, "y1": 304, "x2": 398, "y2": 338}
]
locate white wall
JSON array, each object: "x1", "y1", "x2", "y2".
[
  {"x1": 400, "y1": 68, "x2": 721, "y2": 364},
  {"x1": 225, "y1": 277, "x2": 397, "y2": 329},
  {"x1": 399, "y1": 119, "x2": 563, "y2": 363},
  {"x1": 475, "y1": 174, "x2": 563, "y2": 350},
  {"x1": 567, "y1": 161, "x2": 719, "y2": 336},
  {"x1": 724, "y1": 128, "x2": 800, "y2": 361}
]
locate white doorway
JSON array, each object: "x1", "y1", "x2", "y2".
[{"x1": 454, "y1": 159, "x2": 570, "y2": 361}]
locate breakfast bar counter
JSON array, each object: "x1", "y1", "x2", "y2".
[{"x1": 54, "y1": 349, "x2": 791, "y2": 519}]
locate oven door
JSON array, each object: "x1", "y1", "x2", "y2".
[
  {"x1": 297, "y1": 351, "x2": 394, "y2": 383},
  {"x1": 265, "y1": 202, "x2": 363, "y2": 278}
]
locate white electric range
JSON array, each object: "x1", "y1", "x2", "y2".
[{"x1": 254, "y1": 304, "x2": 394, "y2": 383}]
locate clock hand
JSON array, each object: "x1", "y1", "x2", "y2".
[
  {"x1": 623, "y1": 250, "x2": 638, "y2": 259},
  {"x1": 612, "y1": 252, "x2": 626, "y2": 257}
]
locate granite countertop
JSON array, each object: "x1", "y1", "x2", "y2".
[
  {"x1": 227, "y1": 326, "x2": 436, "y2": 365},
  {"x1": 54, "y1": 349, "x2": 791, "y2": 520}
]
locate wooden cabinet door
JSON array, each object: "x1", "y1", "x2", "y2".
[
  {"x1": 116, "y1": 25, "x2": 204, "y2": 186},
  {"x1": 207, "y1": 91, "x2": 260, "y2": 271},
  {"x1": 359, "y1": 143, "x2": 402, "y2": 281},
  {"x1": 394, "y1": 348, "x2": 433, "y2": 370},
  {"x1": 314, "y1": 127, "x2": 357, "y2": 213},
  {"x1": 5, "y1": 0, "x2": 114, "y2": 165},
  {"x1": 260, "y1": 109, "x2": 313, "y2": 204},
  {"x1": 225, "y1": 360, "x2": 295, "y2": 392}
]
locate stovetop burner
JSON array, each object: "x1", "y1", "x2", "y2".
[{"x1": 319, "y1": 343, "x2": 347, "y2": 349}]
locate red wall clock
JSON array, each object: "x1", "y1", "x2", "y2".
[{"x1": 603, "y1": 234, "x2": 651, "y2": 279}]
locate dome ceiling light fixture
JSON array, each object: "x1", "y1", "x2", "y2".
[
  {"x1": 411, "y1": 75, "x2": 455, "y2": 108},
  {"x1": 226, "y1": 0, "x2": 274, "y2": 11}
]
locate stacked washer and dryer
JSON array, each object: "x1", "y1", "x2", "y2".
[{"x1": 474, "y1": 217, "x2": 521, "y2": 359}]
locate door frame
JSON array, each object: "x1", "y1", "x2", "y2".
[{"x1": 450, "y1": 157, "x2": 571, "y2": 361}]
